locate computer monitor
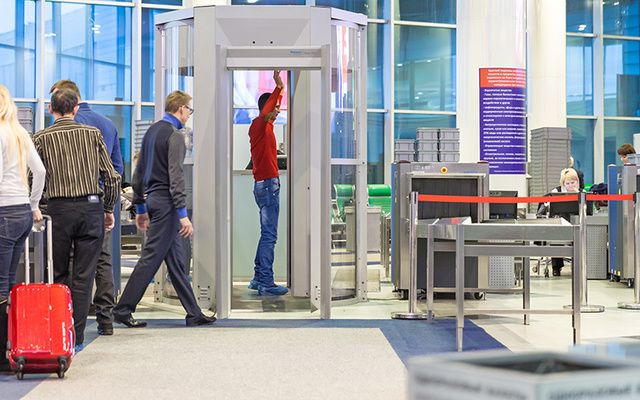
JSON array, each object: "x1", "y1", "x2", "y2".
[
  {"x1": 489, "y1": 190, "x2": 518, "y2": 219},
  {"x1": 548, "y1": 192, "x2": 593, "y2": 219}
]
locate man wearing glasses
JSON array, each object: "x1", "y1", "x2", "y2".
[{"x1": 113, "y1": 90, "x2": 216, "y2": 328}]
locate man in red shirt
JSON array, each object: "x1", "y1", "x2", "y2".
[{"x1": 248, "y1": 71, "x2": 288, "y2": 296}]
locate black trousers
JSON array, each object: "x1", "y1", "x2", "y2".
[
  {"x1": 49, "y1": 198, "x2": 104, "y2": 345},
  {"x1": 93, "y1": 232, "x2": 115, "y2": 325},
  {"x1": 114, "y1": 191, "x2": 203, "y2": 324}
]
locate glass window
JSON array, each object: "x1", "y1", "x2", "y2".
[
  {"x1": 231, "y1": 0, "x2": 306, "y2": 4},
  {"x1": 394, "y1": 113, "x2": 455, "y2": 140},
  {"x1": 566, "y1": 36, "x2": 593, "y2": 115},
  {"x1": 44, "y1": 2, "x2": 132, "y2": 101},
  {"x1": 566, "y1": 0, "x2": 593, "y2": 33},
  {"x1": 604, "y1": 119, "x2": 640, "y2": 174},
  {"x1": 567, "y1": 118, "x2": 594, "y2": 184},
  {"x1": 603, "y1": 39, "x2": 640, "y2": 117},
  {"x1": 141, "y1": 105, "x2": 156, "y2": 121},
  {"x1": 316, "y1": 0, "x2": 368, "y2": 15},
  {"x1": 45, "y1": 104, "x2": 133, "y2": 181},
  {"x1": 143, "y1": 0, "x2": 183, "y2": 5},
  {"x1": 394, "y1": 0, "x2": 455, "y2": 24},
  {"x1": 604, "y1": 0, "x2": 640, "y2": 37},
  {"x1": 368, "y1": 23, "x2": 384, "y2": 109},
  {"x1": 367, "y1": 112, "x2": 384, "y2": 184},
  {"x1": 142, "y1": 8, "x2": 170, "y2": 102},
  {"x1": 395, "y1": 26, "x2": 456, "y2": 112},
  {"x1": 367, "y1": 0, "x2": 385, "y2": 19},
  {"x1": 0, "y1": 1, "x2": 36, "y2": 98}
]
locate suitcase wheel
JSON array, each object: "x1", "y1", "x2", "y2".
[
  {"x1": 57, "y1": 357, "x2": 67, "y2": 379},
  {"x1": 15, "y1": 359, "x2": 25, "y2": 380}
]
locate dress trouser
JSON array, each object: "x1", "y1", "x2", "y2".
[
  {"x1": 48, "y1": 198, "x2": 104, "y2": 345},
  {"x1": 93, "y1": 232, "x2": 115, "y2": 325},
  {"x1": 113, "y1": 191, "x2": 204, "y2": 324}
]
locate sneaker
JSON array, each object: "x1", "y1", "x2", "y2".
[
  {"x1": 258, "y1": 284, "x2": 289, "y2": 296},
  {"x1": 248, "y1": 280, "x2": 259, "y2": 290}
]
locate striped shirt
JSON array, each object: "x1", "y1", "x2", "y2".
[{"x1": 33, "y1": 117, "x2": 121, "y2": 213}]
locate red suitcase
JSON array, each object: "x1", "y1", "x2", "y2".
[{"x1": 7, "y1": 215, "x2": 75, "y2": 380}]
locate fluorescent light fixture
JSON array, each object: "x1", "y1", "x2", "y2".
[{"x1": 578, "y1": 24, "x2": 587, "y2": 31}]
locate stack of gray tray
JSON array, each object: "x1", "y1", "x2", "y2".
[
  {"x1": 529, "y1": 127, "x2": 572, "y2": 205},
  {"x1": 134, "y1": 120, "x2": 154, "y2": 154},
  {"x1": 18, "y1": 106, "x2": 33, "y2": 134},
  {"x1": 415, "y1": 128, "x2": 439, "y2": 162},
  {"x1": 438, "y1": 128, "x2": 460, "y2": 162},
  {"x1": 394, "y1": 139, "x2": 415, "y2": 162}
]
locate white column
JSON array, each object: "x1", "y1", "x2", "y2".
[
  {"x1": 527, "y1": 0, "x2": 567, "y2": 131},
  {"x1": 456, "y1": 0, "x2": 527, "y2": 195}
]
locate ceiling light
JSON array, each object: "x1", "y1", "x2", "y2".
[{"x1": 578, "y1": 24, "x2": 587, "y2": 31}]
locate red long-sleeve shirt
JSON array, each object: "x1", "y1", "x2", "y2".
[{"x1": 249, "y1": 87, "x2": 282, "y2": 181}]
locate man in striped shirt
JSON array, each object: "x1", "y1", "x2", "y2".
[{"x1": 33, "y1": 88, "x2": 121, "y2": 351}]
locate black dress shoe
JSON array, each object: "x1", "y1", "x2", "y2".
[
  {"x1": 552, "y1": 268, "x2": 562, "y2": 277},
  {"x1": 97, "y1": 323, "x2": 114, "y2": 335},
  {"x1": 186, "y1": 315, "x2": 217, "y2": 327},
  {"x1": 114, "y1": 315, "x2": 147, "y2": 328}
]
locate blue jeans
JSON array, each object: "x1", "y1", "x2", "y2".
[
  {"x1": 0, "y1": 204, "x2": 33, "y2": 300},
  {"x1": 253, "y1": 178, "x2": 280, "y2": 286}
]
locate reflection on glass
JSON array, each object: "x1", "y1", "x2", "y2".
[
  {"x1": 394, "y1": 0, "x2": 455, "y2": 24},
  {"x1": 45, "y1": 104, "x2": 132, "y2": 181},
  {"x1": 142, "y1": 9, "x2": 171, "y2": 102},
  {"x1": 566, "y1": 0, "x2": 593, "y2": 33},
  {"x1": 44, "y1": 3, "x2": 132, "y2": 101},
  {"x1": 0, "y1": 1, "x2": 36, "y2": 98},
  {"x1": 394, "y1": 26, "x2": 456, "y2": 111},
  {"x1": 368, "y1": 23, "x2": 385, "y2": 109},
  {"x1": 368, "y1": 112, "x2": 385, "y2": 184},
  {"x1": 604, "y1": 0, "x2": 640, "y2": 37},
  {"x1": 604, "y1": 39, "x2": 640, "y2": 117},
  {"x1": 394, "y1": 113, "x2": 455, "y2": 140},
  {"x1": 604, "y1": 120, "x2": 640, "y2": 175},
  {"x1": 331, "y1": 24, "x2": 361, "y2": 159},
  {"x1": 566, "y1": 36, "x2": 593, "y2": 115},
  {"x1": 367, "y1": 0, "x2": 386, "y2": 19},
  {"x1": 567, "y1": 118, "x2": 594, "y2": 185},
  {"x1": 331, "y1": 164, "x2": 357, "y2": 300}
]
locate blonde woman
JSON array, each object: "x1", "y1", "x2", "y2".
[
  {"x1": 0, "y1": 85, "x2": 45, "y2": 372},
  {"x1": 550, "y1": 168, "x2": 581, "y2": 276}
]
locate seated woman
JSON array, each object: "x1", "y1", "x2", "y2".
[{"x1": 548, "y1": 168, "x2": 581, "y2": 276}]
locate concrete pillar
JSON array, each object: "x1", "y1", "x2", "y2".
[{"x1": 456, "y1": 0, "x2": 527, "y2": 195}]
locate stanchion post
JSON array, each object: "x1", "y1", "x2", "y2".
[
  {"x1": 392, "y1": 191, "x2": 427, "y2": 320},
  {"x1": 618, "y1": 192, "x2": 640, "y2": 309},
  {"x1": 564, "y1": 191, "x2": 605, "y2": 313}
]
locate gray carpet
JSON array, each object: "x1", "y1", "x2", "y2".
[{"x1": 5, "y1": 325, "x2": 407, "y2": 400}]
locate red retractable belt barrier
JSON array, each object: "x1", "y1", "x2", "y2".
[{"x1": 417, "y1": 193, "x2": 635, "y2": 204}]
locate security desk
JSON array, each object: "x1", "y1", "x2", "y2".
[{"x1": 420, "y1": 217, "x2": 582, "y2": 351}]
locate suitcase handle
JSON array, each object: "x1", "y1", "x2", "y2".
[{"x1": 24, "y1": 215, "x2": 54, "y2": 284}]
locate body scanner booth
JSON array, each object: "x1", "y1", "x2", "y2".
[{"x1": 153, "y1": 6, "x2": 368, "y2": 319}]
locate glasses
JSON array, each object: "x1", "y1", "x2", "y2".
[{"x1": 183, "y1": 105, "x2": 194, "y2": 115}]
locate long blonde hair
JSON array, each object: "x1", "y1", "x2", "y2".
[{"x1": 0, "y1": 85, "x2": 31, "y2": 185}]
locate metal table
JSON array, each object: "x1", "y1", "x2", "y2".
[{"x1": 422, "y1": 217, "x2": 582, "y2": 351}]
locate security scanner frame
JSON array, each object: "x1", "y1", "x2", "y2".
[
  {"x1": 154, "y1": 6, "x2": 368, "y2": 319},
  {"x1": 391, "y1": 162, "x2": 490, "y2": 297},
  {"x1": 608, "y1": 163, "x2": 638, "y2": 287}
]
